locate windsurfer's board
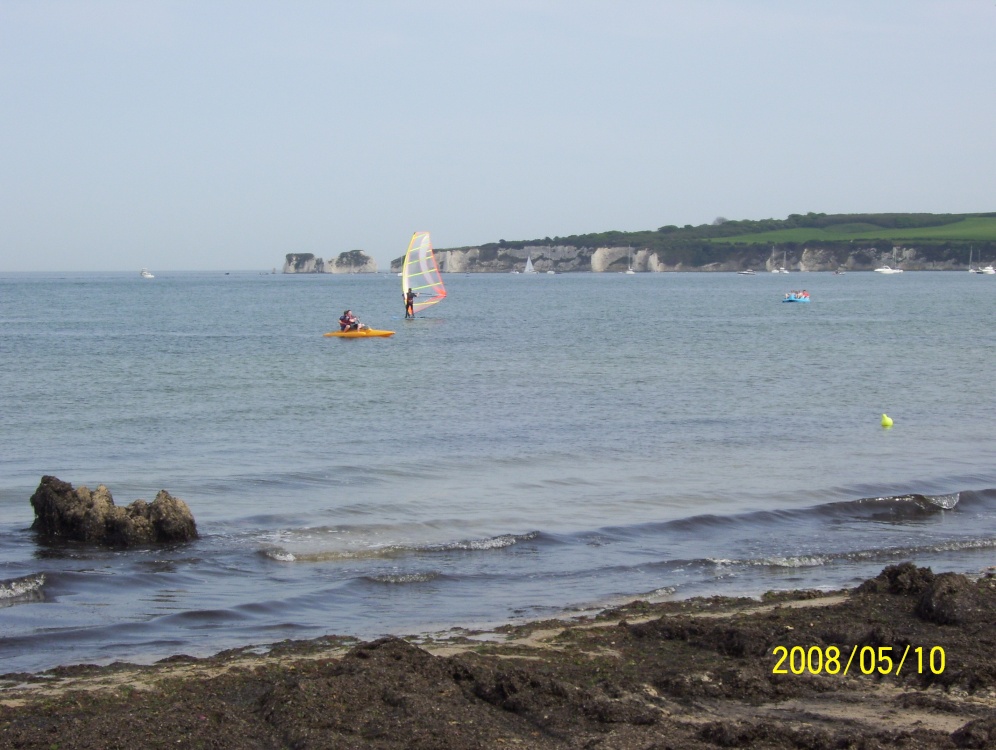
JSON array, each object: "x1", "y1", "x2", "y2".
[{"x1": 323, "y1": 329, "x2": 395, "y2": 338}]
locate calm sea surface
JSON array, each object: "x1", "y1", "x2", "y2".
[{"x1": 2, "y1": 270, "x2": 995, "y2": 674}]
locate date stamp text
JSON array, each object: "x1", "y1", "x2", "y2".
[{"x1": 771, "y1": 645, "x2": 946, "y2": 676}]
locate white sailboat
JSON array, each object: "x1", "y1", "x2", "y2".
[
  {"x1": 523, "y1": 256, "x2": 536, "y2": 274},
  {"x1": 625, "y1": 249, "x2": 636, "y2": 274},
  {"x1": 968, "y1": 246, "x2": 982, "y2": 273}
]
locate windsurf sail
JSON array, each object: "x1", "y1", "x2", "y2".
[{"x1": 401, "y1": 231, "x2": 446, "y2": 313}]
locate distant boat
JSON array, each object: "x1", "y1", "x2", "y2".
[
  {"x1": 737, "y1": 269, "x2": 756, "y2": 275},
  {"x1": 140, "y1": 269, "x2": 154, "y2": 279},
  {"x1": 982, "y1": 265, "x2": 996, "y2": 275},
  {"x1": 771, "y1": 249, "x2": 788, "y2": 273},
  {"x1": 625, "y1": 249, "x2": 636, "y2": 274},
  {"x1": 876, "y1": 248, "x2": 903, "y2": 273},
  {"x1": 523, "y1": 256, "x2": 536, "y2": 274},
  {"x1": 968, "y1": 246, "x2": 983, "y2": 273}
]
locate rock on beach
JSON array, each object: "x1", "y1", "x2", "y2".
[{"x1": 29, "y1": 475, "x2": 197, "y2": 547}]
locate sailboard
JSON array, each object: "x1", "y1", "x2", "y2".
[{"x1": 401, "y1": 231, "x2": 447, "y2": 314}]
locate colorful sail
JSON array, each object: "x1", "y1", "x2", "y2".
[{"x1": 401, "y1": 231, "x2": 446, "y2": 313}]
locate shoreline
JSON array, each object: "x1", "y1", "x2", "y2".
[{"x1": 3, "y1": 563, "x2": 995, "y2": 748}]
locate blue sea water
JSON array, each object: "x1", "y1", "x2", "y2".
[{"x1": 1, "y1": 269, "x2": 995, "y2": 674}]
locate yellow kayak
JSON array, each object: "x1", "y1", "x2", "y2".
[{"x1": 323, "y1": 328, "x2": 395, "y2": 338}]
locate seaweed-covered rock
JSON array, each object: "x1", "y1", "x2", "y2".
[
  {"x1": 29, "y1": 475, "x2": 197, "y2": 547},
  {"x1": 856, "y1": 561, "x2": 935, "y2": 596},
  {"x1": 916, "y1": 572, "x2": 995, "y2": 626},
  {"x1": 953, "y1": 715, "x2": 996, "y2": 748}
]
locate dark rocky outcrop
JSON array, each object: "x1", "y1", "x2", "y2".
[{"x1": 29, "y1": 475, "x2": 198, "y2": 547}]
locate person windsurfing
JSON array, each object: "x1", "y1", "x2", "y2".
[{"x1": 404, "y1": 288, "x2": 419, "y2": 318}]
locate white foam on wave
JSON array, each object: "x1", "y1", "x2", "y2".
[
  {"x1": 366, "y1": 571, "x2": 441, "y2": 584},
  {"x1": 754, "y1": 555, "x2": 832, "y2": 569},
  {"x1": 708, "y1": 556, "x2": 831, "y2": 569},
  {"x1": 926, "y1": 492, "x2": 960, "y2": 510},
  {"x1": 925, "y1": 537, "x2": 996, "y2": 553},
  {"x1": 260, "y1": 548, "x2": 297, "y2": 562},
  {"x1": 648, "y1": 585, "x2": 677, "y2": 599},
  {"x1": 448, "y1": 532, "x2": 539, "y2": 551},
  {"x1": 0, "y1": 573, "x2": 45, "y2": 601},
  {"x1": 707, "y1": 536, "x2": 996, "y2": 573},
  {"x1": 866, "y1": 492, "x2": 961, "y2": 511},
  {"x1": 262, "y1": 530, "x2": 542, "y2": 563}
]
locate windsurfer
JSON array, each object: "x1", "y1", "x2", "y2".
[
  {"x1": 401, "y1": 232, "x2": 446, "y2": 316},
  {"x1": 339, "y1": 310, "x2": 364, "y2": 331},
  {"x1": 404, "y1": 288, "x2": 419, "y2": 318}
]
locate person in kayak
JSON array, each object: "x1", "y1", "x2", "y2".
[
  {"x1": 404, "y1": 288, "x2": 419, "y2": 318},
  {"x1": 339, "y1": 310, "x2": 363, "y2": 331}
]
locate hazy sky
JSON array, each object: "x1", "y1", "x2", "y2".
[{"x1": 2, "y1": 1, "x2": 994, "y2": 272}]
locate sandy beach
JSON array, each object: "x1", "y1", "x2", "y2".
[{"x1": 2, "y1": 563, "x2": 994, "y2": 749}]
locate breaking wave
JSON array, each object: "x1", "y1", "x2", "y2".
[
  {"x1": 0, "y1": 573, "x2": 45, "y2": 606},
  {"x1": 363, "y1": 572, "x2": 443, "y2": 585},
  {"x1": 708, "y1": 536, "x2": 996, "y2": 570},
  {"x1": 260, "y1": 531, "x2": 541, "y2": 563}
]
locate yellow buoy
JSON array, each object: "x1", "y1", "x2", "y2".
[{"x1": 881, "y1": 414, "x2": 893, "y2": 428}]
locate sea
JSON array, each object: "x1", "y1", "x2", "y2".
[{"x1": 2, "y1": 269, "x2": 995, "y2": 675}]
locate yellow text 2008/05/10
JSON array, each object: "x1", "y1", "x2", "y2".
[{"x1": 771, "y1": 645, "x2": 945, "y2": 676}]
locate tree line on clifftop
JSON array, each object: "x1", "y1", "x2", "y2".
[{"x1": 439, "y1": 211, "x2": 996, "y2": 269}]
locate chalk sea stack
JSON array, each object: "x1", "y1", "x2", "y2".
[{"x1": 29, "y1": 475, "x2": 198, "y2": 547}]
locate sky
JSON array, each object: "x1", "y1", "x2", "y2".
[{"x1": 1, "y1": 0, "x2": 995, "y2": 272}]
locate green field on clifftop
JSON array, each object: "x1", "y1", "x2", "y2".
[{"x1": 711, "y1": 216, "x2": 996, "y2": 244}]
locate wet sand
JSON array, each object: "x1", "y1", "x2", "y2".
[{"x1": 2, "y1": 563, "x2": 995, "y2": 749}]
